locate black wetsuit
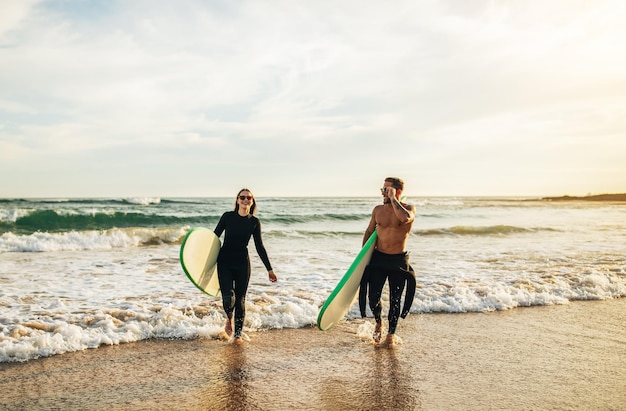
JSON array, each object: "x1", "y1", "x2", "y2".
[
  {"x1": 359, "y1": 250, "x2": 416, "y2": 334},
  {"x1": 214, "y1": 211, "x2": 272, "y2": 338}
]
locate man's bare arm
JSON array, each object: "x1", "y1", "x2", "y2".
[
  {"x1": 363, "y1": 210, "x2": 378, "y2": 246},
  {"x1": 390, "y1": 196, "x2": 415, "y2": 224}
]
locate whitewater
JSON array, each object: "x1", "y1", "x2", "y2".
[{"x1": 1, "y1": 196, "x2": 625, "y2": 362}]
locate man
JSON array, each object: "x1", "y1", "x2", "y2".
[{"x1": 359, "y1": 177, "x2": 416, "y2": 347}]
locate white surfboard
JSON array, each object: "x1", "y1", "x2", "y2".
[
  {"x1": 180, "y1": 227, "x2": 221, "y2": 296},
  {"x1": 317, "y1": 231, "x2": 378, "y2": 331}
]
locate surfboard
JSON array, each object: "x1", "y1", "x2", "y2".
[
  {"x1": 317, "y1": 230, "x2": 378, "y2": 331},
  {"x1": 179, "y1": 227, "x2": 221, "y2": 296}
]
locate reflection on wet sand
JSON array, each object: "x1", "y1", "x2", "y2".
[
  {"x1": 320, "y1": 346, "x2": 421, "y2": 410},
  {"x1": 198, "y1": 344, "x2": 250, "y2": 410},
  {"x1": 222, "y1": 345, "x2": 250, "y2": 411},
  {"x1": 369, "y1": 348, "x2": 421, "y2": 410}
]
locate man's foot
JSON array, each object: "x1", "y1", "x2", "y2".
[
  {"x1": 375, "y1": 333, "x2": 398, "y2": 349},
  {"x1": 373, "y1": 322, "x2": 382, "y2": 343},
  {"x1": 231, "y1": 337, "x2": 244, "y2": 345},
  {"x1": 231, "y1": 330, "x2": 245, "y2": 345},
  {"x1": 225, "y1": 318, "x2": 233, "y2": 337}
]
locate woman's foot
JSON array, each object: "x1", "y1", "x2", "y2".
[
  {"x1": 225, "y1": 318, "x2": 233, "y2": 337},
  {"x1": 231, "y1": 330, "x2": 244, "y2": 345},
  {"x1": 373, "y1": 322, "x2": 382, "y2": 343}
]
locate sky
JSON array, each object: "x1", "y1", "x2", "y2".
[{"x1": 1, "y1": 0, "x2": 625, "y2": 198}]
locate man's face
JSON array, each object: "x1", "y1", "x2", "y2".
[{"x1": 381, "y1": 183, "x2": 395, "y2": 203}]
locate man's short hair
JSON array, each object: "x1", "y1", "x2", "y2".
[{"x1": 385, "y1": 177, "x2": 404, "y2": 191}]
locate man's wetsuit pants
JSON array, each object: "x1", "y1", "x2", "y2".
[{"x1": 359, "y1": 250, "x2": 416, "y2": 334}]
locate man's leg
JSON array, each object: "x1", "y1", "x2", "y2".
[
  {"x1": 368, "y1": 268, "x2": 387, "y2": 342},
  {"x1": 387, "y1": 272, "x2": 406, "y2": 335}
]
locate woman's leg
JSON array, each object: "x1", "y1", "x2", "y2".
[
  {"x1": 217, "y1": 265, "x2": 236, "y2": 335},
  {"x1": 232, "y1": 258, "x2": 251, "y2": 339}
]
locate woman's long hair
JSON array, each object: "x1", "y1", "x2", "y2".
[{"x1": 233, "y1": 188, "x2": 257, "y2": 216}]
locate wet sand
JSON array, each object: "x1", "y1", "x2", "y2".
[{"x1": 2, "y1": 298, "x2": 625, "y2": 410}]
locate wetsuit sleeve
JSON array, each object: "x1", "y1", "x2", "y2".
[
  {"x1": 214, "y1": 213, "x2": 227, "y2": 237},
  {"x1": 252, "y1": 219, "x2": 273, "y2": 271}
]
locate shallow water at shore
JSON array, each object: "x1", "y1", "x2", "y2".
[
  {"x1": 2, "y1": 197, "x2": 625, "y2": 363},
  {"x1": 1, "y1": 299, "x2": 625, "y2": 410}
]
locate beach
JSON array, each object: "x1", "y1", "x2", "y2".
[
  {"x1": 2, "y1": 196, "x2": 625, "y2": 409},
  {"x1": 2, "y1": 298, "x2": 624, "y2": 411}
]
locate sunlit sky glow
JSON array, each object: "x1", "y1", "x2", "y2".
[{"x1": 1, "y1": 0, "x2": 625, "y2": 197}]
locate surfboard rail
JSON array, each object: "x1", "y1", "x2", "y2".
[
  {"x1": 317, "y1": 231, "x2": 377, "y2": 331},
  {"x1": 179, "y1": 227, "x2": 221, "y2": 296}
]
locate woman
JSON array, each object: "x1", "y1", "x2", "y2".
[{"x1": 214, "y1": 188, "x2": 277, "y2": 344}]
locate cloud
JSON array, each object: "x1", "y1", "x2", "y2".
[
  {"x1": 0, "y1": 0, "x2": 41, "y2": 38},
  {"x1": 1, "y1": 0, "x2": 625, "y2": 197}
]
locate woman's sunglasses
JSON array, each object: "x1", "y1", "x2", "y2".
[{"x1": 238, "y1": 195, "x2": 253, "y2": 200}]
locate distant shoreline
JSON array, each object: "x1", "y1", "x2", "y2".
[{"x1": 541, "y1": 193, "x2": 626, "y2": 202}]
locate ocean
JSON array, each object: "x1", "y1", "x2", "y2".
[{"x1": 1, "y1": 196, "x2": 625, "y2": 363}]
